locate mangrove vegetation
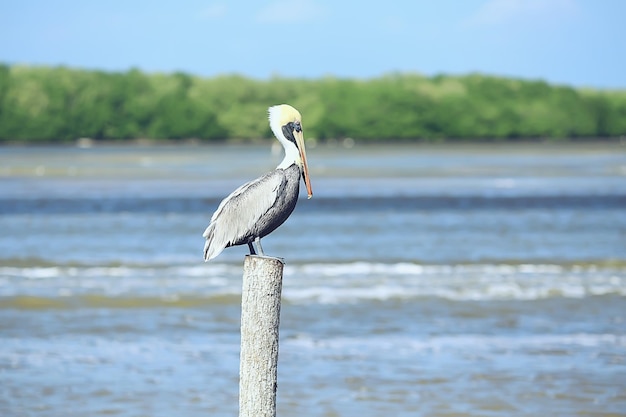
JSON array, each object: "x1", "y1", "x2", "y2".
[{"x1": 0, "y1": 64, "x2": 625, "y2": 143}]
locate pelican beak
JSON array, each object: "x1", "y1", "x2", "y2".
[{"x1": 294, "y1": 129, "x2": 313, "y2": 198}]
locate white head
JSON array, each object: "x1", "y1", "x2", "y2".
[{"x1": 268, "y1": 104, "x2": 312, "y2": 198}]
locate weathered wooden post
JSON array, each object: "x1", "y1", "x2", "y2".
[{"x1": 239, "y1": 255, "x2": 285, "y2": 417}]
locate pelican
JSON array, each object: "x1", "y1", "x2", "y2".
[{"x1": 202, "y1": 104, "x2": 313, "y2": 261}]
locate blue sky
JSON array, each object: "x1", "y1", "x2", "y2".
[{"x1": 2, "y1": 0, "x2": 625, "y2": 88}]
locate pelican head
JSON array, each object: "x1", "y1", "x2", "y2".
[{"x1": 268, "y1": 104, "x2": 313, "y2": 198}]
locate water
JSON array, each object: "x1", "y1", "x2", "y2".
[{"x1": 1, "y1": 143, "x2": 625, "y2": 416}]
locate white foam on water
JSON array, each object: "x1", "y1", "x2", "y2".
[
  {"x1": 1, "y1": 262, "x2": 625, "y2": 302},
  {"x1": 285, "y1": 332, "x2": 626, "y2": 354},
  {"x1": 0, "y1": 263, "x2": 242, "y2": 298},
  {"x1": 282, "y1": 262, "x2": 626, "y2": 303}
]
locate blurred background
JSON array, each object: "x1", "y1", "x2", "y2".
[{"x1": 1, "y1": 1, "x2": 625, "y2": 416}]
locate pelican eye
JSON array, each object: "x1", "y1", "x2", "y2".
[{"x1": 293, "y1": 121, "x2": 302, "y2": 133}]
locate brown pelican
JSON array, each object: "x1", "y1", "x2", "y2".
[{"x1": 202, "y1": 104, "x2": 313, "y2": 261}]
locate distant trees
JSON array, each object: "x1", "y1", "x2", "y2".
[{"x1": 0, "y1": 64, "x2": 624, "y2": 143}]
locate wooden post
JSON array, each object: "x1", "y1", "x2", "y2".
[{"x1": 239, "y1": 255, "x2": 285, "y2": 417}]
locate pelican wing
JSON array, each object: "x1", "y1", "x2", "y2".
[{"x1": 203, "y1": 170, "x2": 286, "y2": 260}]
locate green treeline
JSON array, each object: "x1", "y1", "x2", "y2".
[{"x1": 1, "y1": 64, "x2": 625, "y2": 143}]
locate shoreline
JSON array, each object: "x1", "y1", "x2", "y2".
[{"x1": 1, "y1": 136, "x2": 625, "y2": 149}]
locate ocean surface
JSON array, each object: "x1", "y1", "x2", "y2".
[{"x1": 1, "y1": 142, "x2": 625, "y2": 417}]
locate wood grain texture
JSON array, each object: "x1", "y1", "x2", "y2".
[{"x1": 239, "y1": 255, "x2": 285, "y2": 417}]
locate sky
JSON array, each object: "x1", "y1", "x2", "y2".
[{"x1": 1, "y1": 0, "x2": 625, "y2": 89}]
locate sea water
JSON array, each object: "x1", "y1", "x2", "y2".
[{"x1": 1, "y1": 143, "x2": 625, "y2": 416}]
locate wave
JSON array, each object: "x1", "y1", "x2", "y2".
[
  {"x1": 1, "y1": 261, "x2": 625, "y2": 307},
  {"x1": 284, "y1": 333, "x2": 626, "y2": 353},
  {"x1": 1, "y1": 194, "x2": 625, "y2": 214},
  {"x1": 284, "y1": 262, "x2": 626, "y2": 303}
]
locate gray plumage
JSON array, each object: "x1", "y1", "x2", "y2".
[
  {"x1": 202, "y1": 103, "x2": 312, "y2": 261},
  {"x1": 202, "y1": 164, "x2": 302, "y2": 260}
]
